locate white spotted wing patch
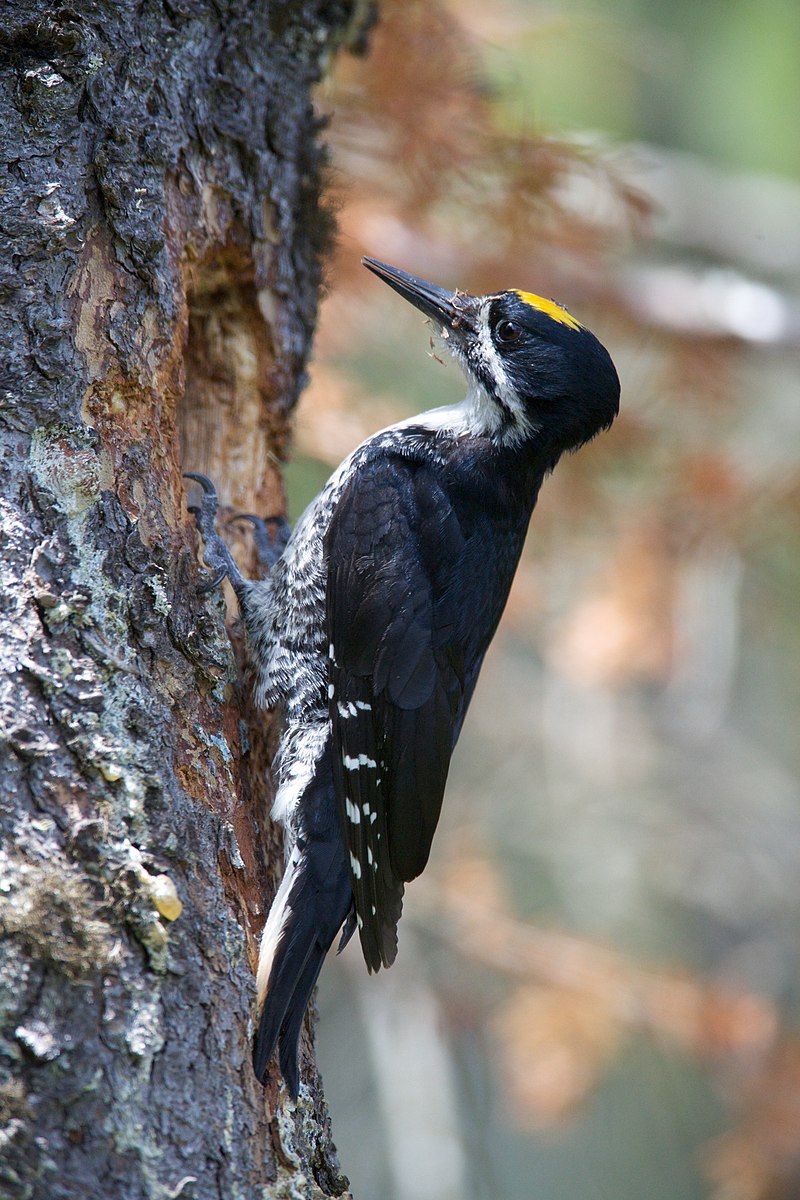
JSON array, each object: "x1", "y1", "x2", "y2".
[
  {"x1": 343, "y1": 752, "x2": 378, "y2": 770},
  {"x1": 340, "y1": 753, "x2": 379, "y2": 772},
  {"x1": 329, "y1": 665, "x2": 399, "y2": 972}
]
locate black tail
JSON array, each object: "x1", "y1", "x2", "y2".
[{"x1": 253, "y1": 744, "x2": 352, "y2": 1096}]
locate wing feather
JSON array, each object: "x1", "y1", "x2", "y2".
[{"x1": 325, "y1": 452, "x2": 468, "y2": 969}]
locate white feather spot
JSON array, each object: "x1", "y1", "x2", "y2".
[
  {"x1": 473, "y1": 301, "x2": 535, "y2": 443},
  {"x1": 343, "y1": 753, "x2": 378, "y2": 770},
  {"x1": 345, "y1": 798, "x2": 360, "y2": 824},
  {"x1": 350, "y1": 853, "x2": 362, "y2": 879},
  {"x1": 371, "y1": 812, "x2": 378, "y2": 824},
  {"x1": 328, "y1": 683, "x2": 335, "y2": 699},
  {"x1": 363, "y1": 803, "x2": 371, "y2": 816},
  {"x1": 355, "y1": 700, "x2": 372, "y2": 711},
  {"x1": 367, "y1": 846, "x2": 374, "y2": 866}
]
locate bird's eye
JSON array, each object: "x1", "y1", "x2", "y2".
[{"x1": 495, "y1": 319, "x2": 522, "y2": 344}]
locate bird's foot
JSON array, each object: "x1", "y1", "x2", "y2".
[
  {"x1": 229, "y1": 513, "x2": 291, "y2": 578},
  {"x1": 184, "y1": 473, "x2": 245, "y2": 596}
]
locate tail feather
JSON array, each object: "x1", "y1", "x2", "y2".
[
  {"x1": 252, "y1": 865, "x2": 315, "y2": 1086},
  {"x1": 277, "y1": 938, "x2": 331, "y2": 1096},
  {"x1": 253, "y1": 744, "x2": 352, "y2": 1095},
  {"x1": 254, "y1": 843, "x2": 301, "y2": 1018}
]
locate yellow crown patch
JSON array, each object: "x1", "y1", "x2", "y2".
[{"x1": 514, "y1": 290, "x2": 581, "y2": 331}]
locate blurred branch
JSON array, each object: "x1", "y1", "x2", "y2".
[
  {"x1": 411, "y1": 873, "x2": 777, "y2": 1061},
  {"x1": 412, "y1": 871, "x2": 800, "y2": 1197},
  {"x1": 324, "y1": 2, "x2": 800, "y2": 348},
  {"x1": 323, "y1": 0, "x2": 651, "y2": 293},
  {"x1": 705, "y1": 1044, "x2": 800, "y2": 1200},
  {"x1": 617, "y1": 263, "x2": 800, "y2": 347}
]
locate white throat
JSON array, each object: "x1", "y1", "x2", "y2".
[{"x1": 386, "y1": 301, "x2": 536, "y2": 445}]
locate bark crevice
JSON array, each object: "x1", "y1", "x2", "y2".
[{"x1": 0, "y1": 3, "x2": 371, "y2": 1196}]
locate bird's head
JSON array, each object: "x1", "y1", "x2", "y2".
[{"x1": 363, "y1": 257, "x2": 620, "y2": 457}]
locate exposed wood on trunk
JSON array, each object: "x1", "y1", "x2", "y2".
[{"x1": 0, "y1": 3, "x2": 374, "y2": 1197}]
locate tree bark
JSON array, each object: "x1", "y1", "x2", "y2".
[{"x1": 0, "y1": 3, "x2": 371, "y2": 1197}]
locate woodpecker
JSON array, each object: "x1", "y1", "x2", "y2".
[{"x1": 186, "y1": 257, "x2": 620, "y2": 1097}]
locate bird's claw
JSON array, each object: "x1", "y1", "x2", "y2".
[
  {"x1": 195, "y1": 565, "x2": 228, "y2": 595},
  {"x1": 228, "y1": 512, "x2": 291, "y2": 575},
  {"x1": 184, "y1": 472, "x2": 244, "y2": 596}
]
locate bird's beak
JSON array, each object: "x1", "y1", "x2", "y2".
[{"x1": 362, "y1": 257, "x2": 477, "y2": 334}]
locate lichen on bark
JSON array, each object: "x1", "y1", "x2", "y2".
[{"x1": 0, "y1": 3, "x2": 372, "y2": 1197}]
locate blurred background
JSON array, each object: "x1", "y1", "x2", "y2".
[{"x1": 291, "y1": 3, "x2": 800, "y2": 1197}]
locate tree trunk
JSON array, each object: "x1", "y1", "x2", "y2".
[{"x1": 0, "y1": 4, "x2": 371, "y2": 1197}]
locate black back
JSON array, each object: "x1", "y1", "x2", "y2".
[{"x1": 325, "y1": 432, "x2": 542, "y2": 970}]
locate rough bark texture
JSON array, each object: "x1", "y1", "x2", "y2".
[{"x1": 0, "y1": 3, "x2": 372, "y2": 1197}]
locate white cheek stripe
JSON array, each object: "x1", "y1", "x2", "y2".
[
  {"x1": 382, "y1": 302, "x2": 534, "y2": 446},
  {"x1": 473, "y1": 301, "x2": 535, "y2": 443}
]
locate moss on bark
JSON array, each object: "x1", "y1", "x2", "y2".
[{"x1": 0, "y1": 3, "x2": 373, "y2": 1196}]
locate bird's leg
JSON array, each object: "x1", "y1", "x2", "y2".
[
  {"x1": 228, "y1": 513, "x2": 291, "y2": 579},
  {"x1": 184, "y1": 472, "x2": 246, "y2": 598}
]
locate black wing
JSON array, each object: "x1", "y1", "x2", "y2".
[{"x1": 325, "y1": 451, "x2": 470, "y2": 971}]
